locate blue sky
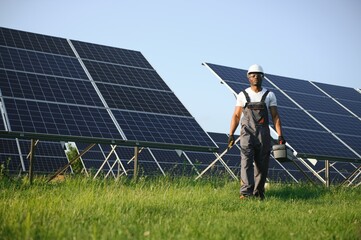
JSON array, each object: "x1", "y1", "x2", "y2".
[{"x1": 1, "y1": 0, "x2": 360, "y2": 134}]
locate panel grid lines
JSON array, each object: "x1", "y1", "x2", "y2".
[
  {"x1": 0, "y1": 46, "x2": 88, "y2": 80},
  {"x1": 71, "y1": 40, "x2": 153, "y2": 69},
  {"x1": 0, "y1": 69, "x2": 104, "y2": 107},
  {"x1": 83, "y1": 60, "x2": 171, "y2": 91},
  {"x1": 0, "y1": 27, "x2": 75, "y2": 56}
]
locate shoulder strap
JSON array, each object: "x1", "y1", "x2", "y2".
[
  {"x1": 261, "y1": 90, "x2": 270, "y2": 102},
  {"x1": 242, "y1": 90, "x2": 250, "y2": 103}
]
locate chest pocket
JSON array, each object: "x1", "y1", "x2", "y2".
[{"x1": 243, "y1": 90, "x2": 269, "y2": 125}]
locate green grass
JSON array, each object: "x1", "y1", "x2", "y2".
[{"x1": 0, "y1": 176, "x2": 360, "y2": 239}]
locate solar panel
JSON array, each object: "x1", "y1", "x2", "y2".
[
  {"x1": 0, "y1": 138, "x2": 68, "y2": 174},
  {"x1": 265, "y1": 73, "x2": 321, "y2": 95},
  {"x1": 0, "y1": 138, "x2": 23, "y2": 173},
  {"x1": 0, "y1": 70, "x2": 103, "y2": 106},
  {"x1": 0, "y1": 27, "x2": 217, "y2": 153},
  {"x1": 0, "y1": 46, "x2": 87, "y2": 79},
  {"x1": 96, "y1": 83, "x2": 191, "y2": 116},
  {"x1": 4, "y1": 98, "x2": 122, "y2": 139},
  {"x1": 283, "y1": 91, "x2": 348, "y2": 114},
  {"x1": 312, "y1": 82, "x2": 361, "y2": 102},
  {"x1": 112, "y1": 110, "x2": 214, "y2": 147},
  {"x1": 337, "y1": 99, "x2": 361, "y2": 118},
  {"x1": 18, "y1": 140, "x2": 69, "y2": 173},
  {"x1": 0, "y1": 27, "x2": 75, "y2": 56},
  {"x1": 204, "y1": 62, "x2": 361, "y2": 162},
  {"x1": 82, "y1": 60, "x2": 171, "y2": 91},
  {"x1": 71, "y1": 40, "x2": 153, "y2": 69}
]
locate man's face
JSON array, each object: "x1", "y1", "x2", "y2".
[{"x1": 248, "y1": 73, "x2": 263, "y2": 87}]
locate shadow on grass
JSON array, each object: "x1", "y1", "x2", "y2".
[{"x1": 266, "y1": 184, "x2": 328, "y2": 201}]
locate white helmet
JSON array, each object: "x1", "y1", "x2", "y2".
[{"x1": 247, "y1": 64, "x2": 264, "y2": 75}]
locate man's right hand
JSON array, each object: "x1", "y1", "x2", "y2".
[{"x1": 227, "y1": 135, "x2": 235, "y2": 149}]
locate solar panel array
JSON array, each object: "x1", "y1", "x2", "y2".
[
  {"x1": 0, "y1": 27, "x2": 217, "y2": 152},
  {"x1": 204, "y1": 62, "x2": 361, "y2": 162}
]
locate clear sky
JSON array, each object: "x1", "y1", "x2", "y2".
[{"x1": 1, "y1": 0, "x2": 360, "y2": 134}]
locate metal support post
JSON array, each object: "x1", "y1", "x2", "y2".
[
  {"x1": 28, "y1": 139, "x2": 35, "y2": 184},
  {"x1": 134, "y1": 146, "x2": 139, "y2": 180},
  {"x1": 325, "y1": 160, "x2": 330, "y2": 188}
]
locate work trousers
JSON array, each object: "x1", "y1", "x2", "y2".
[{"x1": 240, "y1": 126, "x2": 271, "y2": 197}]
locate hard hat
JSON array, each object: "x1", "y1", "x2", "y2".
[{"x1": 247, "y1": 64, "x2": 264, "y2": 75}]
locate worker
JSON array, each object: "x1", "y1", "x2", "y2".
[{"x1": 228, "y1": 64, "x2": 285, "y2": 200}]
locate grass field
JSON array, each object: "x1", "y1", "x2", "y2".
[{"x1": 0, "y1": 175, "x2": 360, "y2": 239}]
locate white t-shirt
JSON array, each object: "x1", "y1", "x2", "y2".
[{"x1": 236, "y1": 87, "x2": 277, "y2": 108}]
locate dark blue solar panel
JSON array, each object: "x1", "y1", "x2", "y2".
[
  {"x1": 207, "y1": 132, "x2": 228, "y2": 143},
  {"x1": 112, "y1": 110, "x2": 216, "y2": 148},
  {"x1": 335, "y1": 135, "x2": 361, "y2": 156},
  {"x1": 313, "y1": 81, "x2": 361, "y2": 102},
  {"x1": 0, "y1": 138, "x2": 69, "y2": 173},
  {"x1": 0, "y1": 155, "x2": 23, "y2": 173},
  {"x1": 276, "y1": 107, "x2": 325, "y2": 131},
  {"x1": 97, "y1": 83, "x2": 191, "y2": 116},
  {"x1": 0, "y1": 138, "x2": 19, "y2": 154},
  {"x1": 19, "y1": 140, "x2": 66, "y2": 157},
  {"x1": 272, "y1": 89, "x2": 299, "y2": 109},
  {"x1": 311, "y1": 112, "x2": 361, "y2": 136},
  {"x1": 149, "y1": 149, "x2": 183, "y2": 163},
  {"x1": 338, "y1": 99, "x2": 361, "y2": 118},
  {"x1": 5, "y1": 98, "x2": 122, "y2": 139},
  {"x1": 266, "y1": 74, "x2": 322, "y2": 95},
  {"x1": 282, "y1": 128, "x2": 358, "y2": 160},
  {"x1": 19, "y1": 140, "x2": 69, "y2": 173},
  {"x1": 0, "y1": 27, "x2": 75, "y2": 56},
  {"x1": 0, "y1": 46, "x2": 87, "y2": 79},
  {"x1": 71, "y1": 40, "x2": 153, "y2": 69},
  {"x1": 285, "y1": 91, "x2": 349, "y2": 114},
  {"x1": 0, "y1": 70, "x2": 102, "y2": 106},
  {"x1": 83, "y1": 60, "x2": 171, "y2": 91}
]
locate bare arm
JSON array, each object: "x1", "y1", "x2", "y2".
[
  {"x1": 269, "y1": 106, "x2": 283, "y2": 137},
  {"x1": 229, "y1": 106, "x2": 242, "y2": 135}
]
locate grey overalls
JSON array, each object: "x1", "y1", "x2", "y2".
[{"x1": 240, "y1": 90, "x2": 271, "y2": 198}]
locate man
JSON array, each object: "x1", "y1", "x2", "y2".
[{"x1": 228, "y1": 64, "x2": 285, "y2": 200}]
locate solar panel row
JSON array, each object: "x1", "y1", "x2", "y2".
[
  {"x1": 0, "y1": 27, "x2": 217, "y2": 152},
  {"x1": 204, "y1": 62, "x2": 361, "y2": 162}
]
